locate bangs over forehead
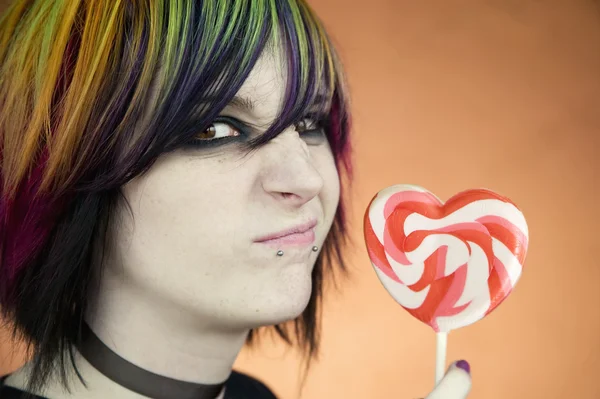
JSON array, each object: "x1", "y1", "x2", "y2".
[
  {"x1": 181, "y1": 1, "x2": 343, "y2": 150},
  {"x1": 250, "y1": 2, "x2": 339, "y2": 144},
  {"x1": 158, "y1": 1, "x2": 345, "y2": 151}
]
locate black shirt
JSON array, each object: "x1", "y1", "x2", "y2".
[{"x1": 0, "y1": 371, "x2": 278, "y2": 399}]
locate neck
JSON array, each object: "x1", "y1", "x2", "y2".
[
  {"x1": 79, "y1": 269, "x2": 249, "y2": 398},
  {"x1": 75, "y1": 323, "x2": 228, "y2": 399}
]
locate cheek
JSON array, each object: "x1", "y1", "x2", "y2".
[{"x1": 115, "y1": 156, "x2": 252, "y2": 260}]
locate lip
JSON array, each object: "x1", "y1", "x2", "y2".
[{"x1": 254, "y1": 219, "x2": 318, "y2": 246}]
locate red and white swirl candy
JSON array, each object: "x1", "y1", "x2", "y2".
[{"x1": 363, "y1": 185, "x2": 529, "y2": 333}]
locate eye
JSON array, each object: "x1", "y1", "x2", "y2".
[
  {"x1": 196, "y1": 122, "x2": 241, "y2": 140},
  {"x1": 294, "y1": 117, "x2": 322, "y2": 134},
  {"x1": 293, "y1": 115, "x2": 327, "y2": 146},
  {"x1": 185, "y1": 116, "x2": 249, "y2": 150}
]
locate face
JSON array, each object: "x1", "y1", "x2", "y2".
[{"x1": 102, "y1": 48, "x2": 340, "y2": 330}]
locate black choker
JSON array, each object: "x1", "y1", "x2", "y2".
[{"x1": 76, "y1": 323, "x2": 226, "y2": 399}]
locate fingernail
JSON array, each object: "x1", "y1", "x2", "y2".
[{"x1": 455, "y1": 360, "x2": 470, "y2": 374}]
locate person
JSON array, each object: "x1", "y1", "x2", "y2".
[{"x1": 0, "y1": 1, "x2": 472, "y2": 398}]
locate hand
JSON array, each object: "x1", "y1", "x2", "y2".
[{"x1": 424, "y1": 360, "x2": 472, "y2": 399}]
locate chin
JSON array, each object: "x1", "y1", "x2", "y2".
[
  {"x1": 246, "y1": 267, "x2": 314, "y2": 328},
  {"x1": 254, "y1": 306, "x2": 310, "y2": 328}
]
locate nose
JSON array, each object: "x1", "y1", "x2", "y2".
[{"x1": 260, "y1": 128, "x2": 324, "y2": 208}]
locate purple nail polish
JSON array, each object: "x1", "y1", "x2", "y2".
[{"x1": 456, "y1": 360, "x2": 471, "y2": 374}]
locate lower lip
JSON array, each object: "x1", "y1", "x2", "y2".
[{"x1": 256, "y1": 229, "x2": 315, "y2": 246}]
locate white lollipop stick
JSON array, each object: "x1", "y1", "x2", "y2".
[{"x1": 435, "y1": 332, "x2": 447, "y2": 385}]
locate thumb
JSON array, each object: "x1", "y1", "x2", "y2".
[{"x1": 425, "y1": 360, "x2": 472, "y2": 399}]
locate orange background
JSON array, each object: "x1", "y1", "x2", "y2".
[{"x1": 1, "y1": 1, "x2": 599, "y2": 398}]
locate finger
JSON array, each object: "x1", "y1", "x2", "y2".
[{"x1": 425, "y1": 360, "x2": 472, "y2": 399}]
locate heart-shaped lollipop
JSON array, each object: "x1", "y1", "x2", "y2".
[
  {"x1": 364, "y1": 185, "x2": 529, "y2": 333},
  {"x1": 363, "y1": 184, "x2": 529, "y2": 385}
]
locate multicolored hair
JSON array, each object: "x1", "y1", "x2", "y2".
[{"x1": 0, "y1": 0, "x2": 352, "y2": 393}]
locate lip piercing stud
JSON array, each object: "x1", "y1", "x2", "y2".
[{"x1": 278, "y1": 247, "x2": 317, "y2": 256}]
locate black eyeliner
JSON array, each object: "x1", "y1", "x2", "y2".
[
  {"x1": 185, "y1": 116, "x2": 250, "y2": 149},
  {"x1": 298, "y1": 112, "x2": 329, "y2": 144},
  {"x1": 184, "y1": 112, "x2": 330, "y2": 150}
]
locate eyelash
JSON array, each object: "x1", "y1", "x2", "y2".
[
  {"x1": 187, "y1": 116, "x2": 248, "y2": 148},
  {"x1": 186, "y1": 114, "x2": 328, "y2": 149},
  {"x1": 294, "y1": 114, "x2": 328, "y2": 136}
]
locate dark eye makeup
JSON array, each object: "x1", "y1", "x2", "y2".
[
  {"x1": 294, "y1": 112, "x2": 329, "y2": 145},
  {"x1": 184, "y1": 113, "x2": 329, "y2": 150},
  {"x1": 184, "y1": 116, "x2": 250, "y2": 149}
]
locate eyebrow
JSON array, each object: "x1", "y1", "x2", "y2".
[
  {"x1": 224, "y1": 93, "x2": 332, "y2": 114},
  {"x1": 227, "y1": 95, "x2": 258, "y2": 112}
]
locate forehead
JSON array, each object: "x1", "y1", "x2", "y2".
[{"x1": 234, "y1": 46, "x2": 288, "y2": 121}]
